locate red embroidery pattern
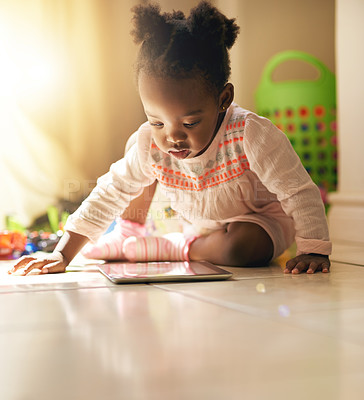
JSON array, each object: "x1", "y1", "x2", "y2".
[
  {"x1": 150, "y1": 134, "x2": 250, "y2": 192},
  {"x1": 226, "y1": 120, "x2": 245, "y2": 131},
  {"x1": 219, "y1": 136, "x2": 243, "y2": 149}
]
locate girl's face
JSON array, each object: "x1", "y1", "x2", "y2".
[{"x1": 138, "y1": 72, "x2": 233, "y2": 159}]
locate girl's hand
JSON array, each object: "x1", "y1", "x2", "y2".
[
  {"x1": 8, "y1": 251, "x2": 68, "y2": 276},
  {"x1": 284, "y1": 253, "x2": 330, "y2": 274}
]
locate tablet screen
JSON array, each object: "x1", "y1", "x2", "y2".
[{"x1": 98, "y1": 261, "x2": 232, "y2": 283}]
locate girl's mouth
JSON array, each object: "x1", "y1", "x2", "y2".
[{"x1": 168, "y1": 149, "x2": 191, "y2": 159}]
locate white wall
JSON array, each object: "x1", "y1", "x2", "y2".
[
  {"x1": 335, "y1": 0, "x2": 364, "y2": 192},
  {"x1": 328, "y1": 0, "x2": 364, "y2": 247}
]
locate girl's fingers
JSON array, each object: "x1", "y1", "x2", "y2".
[
  {"x1": 291, "y1": 261, "x2": 307, "y2": 274},
  {"x1": 285, "y1": 259, "x2": 307, "y2": 274},
  {"x1": 40, "y1": 262, "x2": 66, "y2": 274},
  {"x1": 284, "y1": 258, "x2": 298, "y2": 273},
  {"x1": 8, "y1": 256, "x2": 36, "y2": 274},
  {"x1": 307, "y1": 261, "x2": 318, "y2": 274},
  {"x1": 321, "y1": 261, "x2": 330, "y2": 273},
  {"x1": 285, "y1": 258, "x2": 297, "y2": 270},
  {"x1": 285, "y1": 254, "x2": 330, "y2": 274},
  {"x1": 22, "y1": 260, "x2": 52, "y2": 276},
  {"x1": 8, "y1": 253, "x2": 66, "y2": 275}
]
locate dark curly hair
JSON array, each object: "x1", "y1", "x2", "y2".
[{"x1": 131, "y1": 1, "x2": 240, "y2": 94}]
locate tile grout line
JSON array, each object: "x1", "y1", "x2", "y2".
[
  {"x1": 151, "y1": 284, "x2": 364, "y2": 349},
  {"x1": 0, "y1": 284, "x2": 114, "y2": 295},
  {"x1": 151, "y1": 283, "x2": 279, "y2": 320}
]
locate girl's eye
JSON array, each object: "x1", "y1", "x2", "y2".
[
  {"x1": 183, "y1": 121, "x2": 200, "y2": 128},
  {"x1": 149, "y1": 122, "x2": 164, "y2": 128}
]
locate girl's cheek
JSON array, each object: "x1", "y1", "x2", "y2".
[{"x1": 152, "y1": 136, "x2": 166, "y2": 150}]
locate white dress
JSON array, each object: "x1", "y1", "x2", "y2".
[{"x1": 65, "y1": 103, "x2": 331, "y2": 259}]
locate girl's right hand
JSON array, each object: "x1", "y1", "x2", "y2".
[{"x1": 7, "y1": 251, "x2": 68, "y2": 275}]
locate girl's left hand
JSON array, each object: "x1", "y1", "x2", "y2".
[{"x1": 284, "y1": 253, "x2": 330, "y2": 274}]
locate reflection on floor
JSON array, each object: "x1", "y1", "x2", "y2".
[{"x1": 1, "y1": 245, "x2": 364, "y2": 400}]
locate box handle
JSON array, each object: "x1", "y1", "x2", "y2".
[{"x1": 260, "y1": 50, "x2": 330, "y2": 88}]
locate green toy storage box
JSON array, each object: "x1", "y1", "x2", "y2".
[{"x1": 255, "y1": 50, "x2": 337, "y2": 203}]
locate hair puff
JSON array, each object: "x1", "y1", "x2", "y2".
[
  {"x1": 188, "y1": 1, "x2": 239, "y2": 49},
  {"x1": 130, "y1": 3, "x2": 172, "y2": 45}
]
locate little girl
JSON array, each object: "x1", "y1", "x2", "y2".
[{"x1": 10, "y1": 1, "x2": 331, "y2": 276}]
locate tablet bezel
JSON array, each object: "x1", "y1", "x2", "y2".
[{"x1": 98, "y1": 261, "x2": 232, "y2": 284}]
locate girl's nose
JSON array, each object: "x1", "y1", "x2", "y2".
[
  {"x1": 167, "y1": 137, "x2": 185, "y2": 144},
  {"x1": 166, "y1": 129, "x2": 187, "y2": 144}
]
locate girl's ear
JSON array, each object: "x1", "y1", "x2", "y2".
[{"x1": 219, "y1": 83, "x2": 234, "y2": 112}]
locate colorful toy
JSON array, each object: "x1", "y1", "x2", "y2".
[
  {"x1": 0, "y1": 231, "x2": 27, "y2": 259},
  {"x1": 1, "y1": 206, "x2": 70, "y2": 259},
  {"x1": 25, "y1": 230, "x2": 63, "y2": 254},
  {"x1": 255, "y1": 51, "x2": 337, "y2": 206}
]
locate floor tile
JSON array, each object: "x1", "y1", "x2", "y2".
[
  {"x1": 1, "y1": 285, "x2": 363, "y2": 400},
  {"x1": 2, "y1": 255, "x2": 364, "y2": 400},
  {"x1": 0, "y1": 286, "x2": 154, "y2": 332},
  {"x1": 218, "y1": 262, "x2": 286, "y2": 279},
  {"x1": 154, "y1": 262, "x2": 364, "y2": 346}
]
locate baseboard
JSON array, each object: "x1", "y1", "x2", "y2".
[
  {"x1": 328, "y1": 192, "x2": 364, "y2": 246},
  {"x1": 330, "y1": 242, "x2": 364, "y2": 266}
]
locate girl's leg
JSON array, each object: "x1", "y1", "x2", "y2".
[
  {"x1": 123, "y1": 221, "x2": 274, "y2": 267},
  {"x1": 189, "y1": 222, "x2": 274, "y2": 267},
  {"x1": 82, "y1": 181, "x2": 157, "y2": 260}
]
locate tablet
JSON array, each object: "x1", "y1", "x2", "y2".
[{"x1": 98, "y1": 261, "x2": 232, "y2": 284}]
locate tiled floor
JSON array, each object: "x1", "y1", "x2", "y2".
[{"x1": 1, "y1": 246, "x2": 364, "y2": 400}]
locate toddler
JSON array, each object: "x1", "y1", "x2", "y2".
[{"x1": 10, "y1": 1, "x2": 331, "y2": 276}]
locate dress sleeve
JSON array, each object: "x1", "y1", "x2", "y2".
[
  {"x1": 64, "y1": 125, "x2": 155, "y2": 242},
  {"x1": 243, "y1": 113, "x2": 332, "y2": 256}
]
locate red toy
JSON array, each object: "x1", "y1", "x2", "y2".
[{"x1": 0, "y1": 231, "x2": 27, "y2": 259}]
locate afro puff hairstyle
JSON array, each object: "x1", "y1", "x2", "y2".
[{"x1": 131, "y1": 1, "x2": 240, "y2": 94}]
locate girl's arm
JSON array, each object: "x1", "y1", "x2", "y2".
[
  {"x1": 8, "y1": 231, "x2": 89, "y2": 275},
  {"x1": 64, "y1": 126, "x2": 155, "y2": 244},
  {"x1": 243, "y1": 113, "x2": 331, "y2": 255},
  {"x1": 9, "y1": 125, "x2": 154, "y2": 276},
  {"x1": 243, "y1": 113, "x2": 332, "y2": 273}
]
